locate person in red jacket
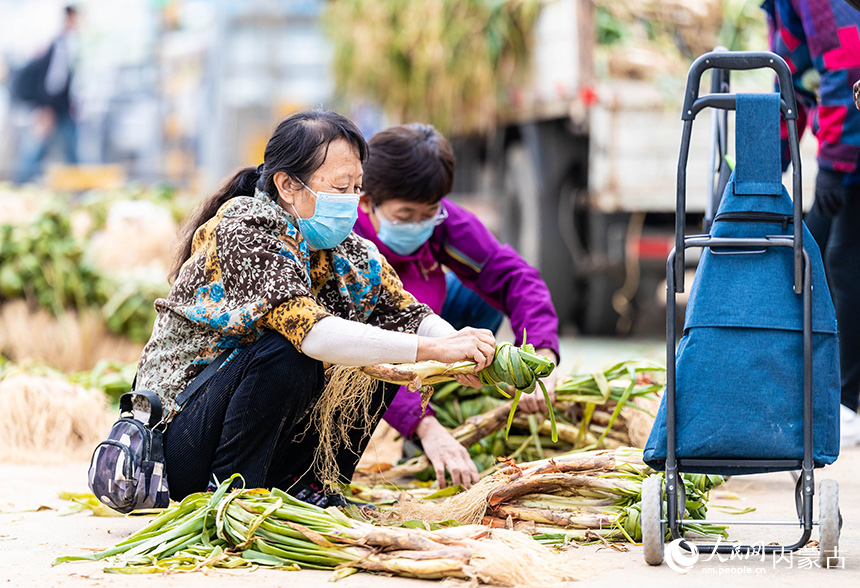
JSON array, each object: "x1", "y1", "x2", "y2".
[{"x1": 764, "y1": 0, "x2": 860, "y2": 445}]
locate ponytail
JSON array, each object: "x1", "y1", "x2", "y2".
[{"x1": 169, "y1": 166, "x2": 259, "y2": 282}]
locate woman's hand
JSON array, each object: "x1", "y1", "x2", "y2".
[
  {"x1": 417, "y1": 327, "x2": 495, "y2": 389},
  {"x1": 516, "y1": 348, "x2": 558, "y2": 414},
  {"x1": 415, "y1": 416, "x2": 480, "y2": 488}
]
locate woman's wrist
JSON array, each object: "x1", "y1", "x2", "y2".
[
  {"x1": 536, "y1": 347, "x2": 558, "y2": 364},
  {"x1": 416, "y1": 336, "x2": 437, "y2": 362},
  {"x1": 414, "y1": 414, "x2": 445, "y2": 440}
]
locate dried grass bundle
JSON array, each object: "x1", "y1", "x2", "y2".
[
  {"x1": 87, "y1": 200, "x2": 177, "y2": 277},
  {"x1": 0, "y1": 374, "x2": 112, "y2": 463},
  {"x1": 394, "y1": 473, "x2": 515, "y2": 525},
  {"x1": 0, "y1": 300, "x2": 143, "y2": 372},
  {"x1": 325, "y1": 0, "x2": 539, "y2": 135}
]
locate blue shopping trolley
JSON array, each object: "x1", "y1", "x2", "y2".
[{"x1": 641, "y1": 51, "x2": 842, "y2": 568}]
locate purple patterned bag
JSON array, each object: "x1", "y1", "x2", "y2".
[{"x1": 87, "y1": 391, "x2": 170, "y2": 513}]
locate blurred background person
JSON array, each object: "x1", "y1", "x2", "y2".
[
  {"x1": 764, "y1": 0, "x2": 860, "y2": 445},
  {"x1": 11, "y1": 4, "x2": 79, "y2": 184},
  {"x1": 355, "y1": 123, "x2": 560, "y2": 486}
]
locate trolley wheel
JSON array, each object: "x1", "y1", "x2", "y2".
[
  {"x1": 819, "y1": 479, "x2": 840, "y2": 568},
  {"x1": 641, "y1": 476, "x2": 665, "y2": 565}
]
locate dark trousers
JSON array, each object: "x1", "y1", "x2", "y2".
[
  {"x1": 163, "y1": 332, "x2": 398, "y2": 500},
  {"x1": 14, "y1": 110, "x2": 78, "y2": 184},
  {"x1": 806, "y1": 185, "x2": 860, "y2": 411}
]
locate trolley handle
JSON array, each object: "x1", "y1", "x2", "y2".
[
  {"x1": 681, "y1": 51, "x2": 798, "y2": 121},
  {"x1": 689, "y1": 94, "x2": 794, "y2": 119},
  {"x1": 674, "y1": 50, "x2": 804, "y2": 295}
]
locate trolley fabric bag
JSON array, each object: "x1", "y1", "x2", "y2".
[{"x1": 644, "y1": 93, "x2": 840, "y2": 474}]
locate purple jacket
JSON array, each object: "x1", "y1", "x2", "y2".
[{"x1": 355, "y1": 198, "x2": 560, "y2": 438}]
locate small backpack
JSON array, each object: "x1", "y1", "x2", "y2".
[
  {"x1": 10, "y1": 47, "x2": 52, "y2": 105},
  {"x1": 88, "y1": 350, "x2": 231, "y2": 513},
  {"x1": 87, "y1": 390, "x2": 170, "y2": 513}
]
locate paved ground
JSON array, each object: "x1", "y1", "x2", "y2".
[
  {"x1": 1, "y1": 336, "x2": 856, "y2": 587},
  {"x1": 2, "y1": 450, "x2": 856, "y2": 587}
]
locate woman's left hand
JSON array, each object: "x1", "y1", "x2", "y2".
[
  {"x1": 414, "y1": 416, "x2": 480, "y2": 489},
  {"x1": 516, "y1": 347, "x2": 558, "y2": 414},
  {"x1": 453, "y1": 372, "x2": 484, "y2": 389}
]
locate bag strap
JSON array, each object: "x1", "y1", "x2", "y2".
[
  {"x1": 174, "y1": 349, "x2": 233, "y2": 409},
  {"x1": 119, "y1": 390, "x2": 163, "y2": 428},
  {"x1": 124, "y1": 350, "x2": 232, "y2": 427}
]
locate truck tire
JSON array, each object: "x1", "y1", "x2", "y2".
[
  {"x1": 576, "y1": 212, "x2": 627, "y2": 336},
  {"x1": 500, "y1": 141, "x2": 580, "y2": 327}
]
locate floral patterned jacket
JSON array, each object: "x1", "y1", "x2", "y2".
[{"x1": 135, "y1": 189, "x2": 432, "y2": 409}]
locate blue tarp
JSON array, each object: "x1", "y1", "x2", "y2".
[{"x1": 643, "y1": 93, "x2": 840, "y2": 474}]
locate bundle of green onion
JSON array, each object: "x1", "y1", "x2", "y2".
[
  {"x1": 478, "y1": 341, "x2": 556, "y2": 442},
  {"x1": 554, "y1": 360, "x2": 664, "y2": 448},
  {"x1": 478, "y1": 448, "x2": 727, "y2": 544},
  {"x1": 54, "y1": 475, "x2": 576, "y2": 584},
  {"x1": 363, "y1": 338, "x2": 557, "y2": 441},
  {"x1": 555, "y1": 359, "x2": 665, "y2": 404}
]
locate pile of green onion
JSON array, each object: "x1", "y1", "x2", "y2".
[
  {"x1": 54, "y1": 474, "x2": 568, "y2": 582},
  {"x1": 479, "y1": 448, "x2": 728, "y2": 544}
]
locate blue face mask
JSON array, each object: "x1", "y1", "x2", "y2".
[
  {"x1": 292, "y1": 180, "x2": 359, "y2": 250},
  {"x1": 376, "y1": 205, "x2": 447, "y2": 255}
]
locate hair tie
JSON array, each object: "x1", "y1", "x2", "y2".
[{"x1": 255, "y1": 163, "x2": 265, "y2": 177}]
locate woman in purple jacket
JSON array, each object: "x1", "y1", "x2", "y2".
[{"x1": 354, "y1": 123, "x2": 561, "y2": 488}]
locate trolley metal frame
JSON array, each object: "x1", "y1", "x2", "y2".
[{"x1": 664, "y1": 51, "x2": 815, "y2": 556}]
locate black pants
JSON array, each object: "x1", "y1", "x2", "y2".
[
  {"x1": 806, "y1": 185, "x2": 860, "y2": 411},
  {"x1": 163, "y1": 332, "x2": 398, "y2": 500}
]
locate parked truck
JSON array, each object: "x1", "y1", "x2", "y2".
[{"x1": 448, "y1": 0, "x2": 814, "y2": 335}]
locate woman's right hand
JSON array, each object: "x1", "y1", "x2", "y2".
[{"x1": 417, "y1": 327, "x2": 495, "y2": 388}]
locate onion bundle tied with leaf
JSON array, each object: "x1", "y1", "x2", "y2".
[
  {"x1": 363, "y1": 336, "x2": 557, "y2": 440},
  {"x1": 315, "y1": 335, "x2": 556, "y2": 487}
]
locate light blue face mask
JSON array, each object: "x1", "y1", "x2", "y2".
[
  {"x1": 292, "y1": 180, "x2": 359, "y2": 250},
  {"x1": 376, "y1": 205, "x2": 447, "y2": 255}
]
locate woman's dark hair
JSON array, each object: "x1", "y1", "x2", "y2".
[
  {"x1": 363, "y1": 123, "x2": 455, "y2": 206},
  {"x1": 170, "y1": 109, "x2": 367, "y2": 281}
]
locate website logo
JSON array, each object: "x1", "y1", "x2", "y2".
[{"x1": 666, "y1": 538, "x2": 699, "y2": 573}]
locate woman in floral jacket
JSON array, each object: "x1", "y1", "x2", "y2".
[{"x1": 135, "y1": 110, "x2": 495, "y2": 504}]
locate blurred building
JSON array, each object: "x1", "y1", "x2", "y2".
[
  {"x1": 161, "y1": 0, "x2": 336, "y2": 190},
  {"x1": 0, "y1": 0, "x2": 336, "y2": 189}
]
